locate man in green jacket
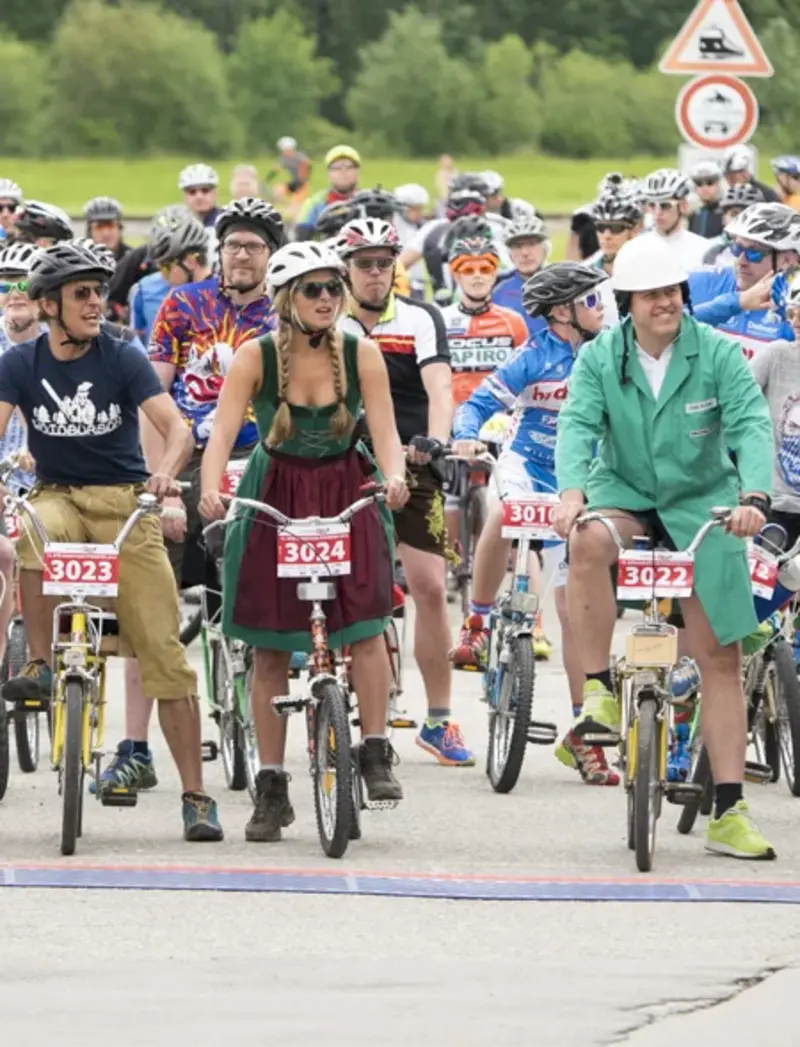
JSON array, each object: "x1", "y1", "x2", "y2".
[{"x1": 554, "y1": 234, "x2": 776, "y2": 861}]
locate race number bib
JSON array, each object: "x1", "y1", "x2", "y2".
[
  {"x1": 276, "y1": 521, "x2": 351, "y2": 578},
  {"x1": 501, "y1": 494, "x2": 559, "y2": 540},
  {"x1": 220, "y1": 459, "x2": 247, "y2": 496},
  {"x1": 4, "y1": 511, "x2": 20, "y2": 541},
  {"x1": 43, "y1": 543, "x2": 120, "y2": 597},
  {"x1": 617, "y1": 550, "x2": 694, "y2": 600},
  {"x1": 749, "y1": 544, "x2": 778, "y2": 600}
]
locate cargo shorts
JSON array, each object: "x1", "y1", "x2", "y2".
[{"x1": 16, "y1": 483, "x2": 197, "y2": 701}]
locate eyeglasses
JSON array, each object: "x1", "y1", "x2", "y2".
[
  {"x1": 576, "y1": 291, "x2": 601, "y2": 310},
  {"x1": 693, "y1": 179, "x2": 719, "y2": 188},
  {"x1": 329, "y1": 162, "x2": 357, "y2": 173},
  {"x1": 70, "y1": 283, "x2": 109, "y2": 301},
  {"x1": 352, "y1": 257, "x2": 395, "y2": 272},
  {"x1": 455, "y1": 262, "x2": 497, "y2": 277},
  {"x1": 0, "y1": 279, "x2": 28, "y2": 295},
  {"x1": 222, "y1": 240, "x2": 267, "y2": 257},
  {"x1": 0, "y1": 203, "x2": 17, "y2": 215},
  {"x1": 186, "y1": 186, "x2": 214, "y2": 196},
  {"x1": 296, "y1": 278, "x2": 344, "y2": 300},
  {"x1": 595, "y1": 222, "x2": 630, "y2": 235},
  {"x1": 731, "y1": 242, "x2": 769, "y2": 263}
]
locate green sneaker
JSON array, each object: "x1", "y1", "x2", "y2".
[
  {"x1": 554, "y1": 734, "x2": 577, "y2": 770},
  {"x1": 182, "y1": 791, "x2": 224, "y2": 842},
  {"x1": 705, "y1": 800, "x2": 776, "y2": 860},
  {"x1": 572, "y1": 680, "x2": 620, "y2": 739}
]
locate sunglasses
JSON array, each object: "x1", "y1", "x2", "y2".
[
  {"x1": 731, "y1": 242, "x2": 768, "y2": 263},
  {"x1": 352, "y1": 257, "x2": 395, "y2": 272},
  {"x1": 0, "y1": 203, "x2": 17, "y2": 215},
  {"x1": 296, "y1": 278, "x2": 344, "y2": 300},
  {"x1": 576, "y1": 291, "x2": 601, "y2": 310},
  {"x1": 456, "y1": 263, "x2": 496, "y2": 277},
  {"x1": 595, "y1": 222, "x2": 630, "y2": 235},
  {"x1": 70, "y1": 283, "x2": 109, "y2": 301},
  {"x1": 654, "y1": 200, "x2": 678, "y2": 212},
  {"x1": 0, "y1": 279, "x2": 28, "y2": 295},
  {"x1": 693, "y1": 179, "x2": 718, "y2": 188},
  {"x1": 186, "y1": 186, "x2": 214, "y2": 196}
]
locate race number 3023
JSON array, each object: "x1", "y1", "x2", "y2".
[
  {"x1": 616, "y1": 550, "x2": 694, "y2": 600},
  {"x1": 501, "y1": 494, "x2": 559, "y2": 540},
  {"x1": 276, "y1": 521, "x2": 352, "y2": 578},
  {"x1": 42, "y1": 543, "x2": 120, "y2": 597}
]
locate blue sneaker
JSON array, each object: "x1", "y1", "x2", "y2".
[
  {"x1": 669, "y1": 657, "x2": 700, "y2": 701},
  {"x1": 182, "y1": 791, "x2": 224, "y2": 842},
  {"x1": 89, "y1": 739, "x2": 157, "y2": 795},
  {"x1": 416, "y1": 720, "x2": 476, "y2": 766}
]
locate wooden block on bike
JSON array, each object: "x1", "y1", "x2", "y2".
[{"x1": 625, "y1": 626, "x2": 678, "y2": 668}]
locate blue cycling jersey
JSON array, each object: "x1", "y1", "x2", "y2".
[
  {"x1": 491, "y1": 271, "x2": 548, "y2": 338},
  {"x1": 453, "y1": 326, "x2": 575, "y2": 472},
  {"x1": 689, "y1": 266, "x2": 794, "y2": 359}
]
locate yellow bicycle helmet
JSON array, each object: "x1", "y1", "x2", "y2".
[{"x1": 325, "y1": 144, "x2": 361, "y2": 168}]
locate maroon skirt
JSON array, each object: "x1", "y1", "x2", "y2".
[{"x1": 232, "y1": 447, "x2": 394, "y2": 635}]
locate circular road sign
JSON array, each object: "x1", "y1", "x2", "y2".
[{"x1": 675, "y1": 74, "x2": 759, "y2": 150}]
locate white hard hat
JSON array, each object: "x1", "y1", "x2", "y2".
[
  {"x1": 611, "y1": 234, "x2": 688, "y2": 293},
  {"x1": 394, "y1": 183, "x2": 430, "y2": 208}
]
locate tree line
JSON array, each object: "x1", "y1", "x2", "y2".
[{"x1": 0, "y1": 0, "x2": 797, "y2": 159}]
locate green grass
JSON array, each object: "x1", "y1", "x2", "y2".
[{"x1": 0, "y1": 152, "x2": 674, "y2": 217}]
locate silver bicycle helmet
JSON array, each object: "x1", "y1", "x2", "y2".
[
  {"x1": 148, "y1": 212, "x2": 209, "y2": 265},
  {"x1": 83, "y1": 196, "x2": 122, "y2": 224},
  {"x1": 505, "y1": 214, "x2": 548, "y2": 245},
  {"x1": 178, "y1": 163, "x2": 219, "y2": 190},
  {"x1": 726, "y1": 203, "x2": 800, "y2": 251},
  {"x1": 0, "y1": 178, "x2": 23, "y2": 203},
  {"x1": 15, "y1": 200, "x2": 73, "y2": 242},
  {"x1": 0, "y1": 241, "x2": 38, "y2": 276},
  {"x1": 28, "y1": 240, "x2": 115, "y2": 300},
  {"x1": 641, "y1": 169, "x2": 691, "y2": 202},
  {"x1": 215, "y1": 197, "x2": 285, "y2": 250}
]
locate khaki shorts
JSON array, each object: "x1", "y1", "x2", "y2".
[{"x1": 17, "y1": 483, "x2": 197, "y2": 701}]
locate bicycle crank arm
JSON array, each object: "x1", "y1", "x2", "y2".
[
  {"x1": 744, "y1": 759, "x2": 774, "y2": 784},
  {"x1": 201, "y1": 740, "x2": 219, "y2": 762},
  {"x1": 526, "y1": 720, "x2": 558, "y2": 745}
]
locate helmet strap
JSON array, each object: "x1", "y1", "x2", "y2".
[
  {"x1": 458, "y1": 292, "x2": 491, "y2": 314},
  {"x1": 567, "y1": 301, "x2": 597, "y2": 345},
  {"x1": 54, "y1": 294, "x2": 94, "y2": 353}
]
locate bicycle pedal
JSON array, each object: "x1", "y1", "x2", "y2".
[
  {"x1": 388, "y1": 716, "x2": 417, "y2": 729},
  {"x1": 452, "y1": 663, "x2": 482, "y2": 673},
  {"x1": 665, "y1": 781, "x2": 703, "y2": 805},
  {"x1": 100, "y1": 787, "x2": 138, "y2": 808},
  {"x1": 201, "y1": 740, "x2": 219, "y2": 762},
  {"x1": 745, "y1": 760, "x2": 774, "y2": 784},
  {"x1": 272, "y1": 695, "x2": 308, "y2": 713},
  {"x1": 364, "y1": 799, "x2": 399, "y2": 812},
  {"x1": 527, "y1": 720, "x2": 558, "y2": 745},
  {"x1": 580, "y1": 731, "x2": 621, "y2": 747},
  {"x1": 16, "y1": 696, "x2": 48, "y2": 712}
]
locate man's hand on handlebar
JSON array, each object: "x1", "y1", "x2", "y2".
[
  {"x1": 407, "y1": 434, "x2": 445, "y2": 466},
  {"x1": 451, "y1": 439, "x2": 486, "y2": 462},
  {"x1": 385, "y1": 475, "x2": 410, "y2": 511},
  {"x1": 146, "y1": 472, "x2": 183, "y2": 501},
  {"x1": 199, "y1": 490, "x2": 227, "y2": 522},
  {"x1": 728, "y1": 504, "x2": 766, "y2": 539},
  {"x1": 552, "y1": 493, "x2": 586, "y2": 539}
]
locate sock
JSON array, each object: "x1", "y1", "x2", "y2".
[
  {"x1": 426, "y1": 708, "x2": 450, "y2": 728},
  {"x1": 470, "y1": 601, "x2": 492, "y2": 627},
  {"x1": 260, "y1": 763, "x2": 283, "y2": 774},
  {"x1": 362, "y1": 734, "x2": 386, "y2": 743},
  {"x1": 714, "y1": 782, "x2": 743, "y2": 819},
  {"x1": 586, "y1": 670, "x2": 613, "y2": 692},
  {"x1": 131, "y1": 740, "x2": 149, "y2": 756},
  {"x1": 572, "y1": 705, "x2": 582, "y2": 719}
]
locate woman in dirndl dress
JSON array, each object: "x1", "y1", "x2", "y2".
[{"x1": 200, "y1": 241, "x2": 409, "y2": 843}]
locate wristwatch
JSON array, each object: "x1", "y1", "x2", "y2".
[{"x1": 740, "y1": 494, "x2": 771, "y2": 516}]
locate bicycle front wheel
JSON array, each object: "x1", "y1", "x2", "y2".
[
  {"x1": 214, "y1": 642, "x2": 246, "y2": 791},
  {"x1": 7, "y1": 620, "x2": 38, "y2": 774},
  {"x1": 487, "y1": 635, "x2": 535, "y2": 794},
  {"x1": 633, "y1": 697, "x2": 661, "y2": 872},
  {"x1": 772, "y1": 639, "x2": 800, "y2": 796},
  {"x1": 313, "y1": 680, "x2": 354, "y2": 859},
  {"x1": 60, "y1": 680, "x2": 85, "y2": 856}
]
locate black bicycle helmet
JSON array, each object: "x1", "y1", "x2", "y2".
[
  {"x1": 592, "y1": 192, "x2": 642, "y2": 226},
  {"x1": 443, "y1": 216, "x2": 493, "y2": 260},
  {"x1": 72, "y1": 236, "x2": 117, "y2": 273},
  {"x1": 83, "y1": 196, "x2": 122, "y2": 224},
  {"x1": 720, "y1": 182, "x2": 766, "y2": 212},
  {"x1": 15, "y1": 200, "x2": 73, "y2": 243},
  {"x1": 215, "y1": 196, "x2": 285, "y2": 251},
  {"x1": 148, "y1": 212, "x2": 208, "y2": 265},
  {"x1": 522, "y1": 263, "x2": 607, "y2": 318},
  {"x1": 28, "y1": 241, "x2": 115, "y2": 301},
  {"x1": 346, "y1": 187, "x2": 399, "y2": 222},
  {"x1": 315, "y1": 199, "x2": 353, "y2": 239}
]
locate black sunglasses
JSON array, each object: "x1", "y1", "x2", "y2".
[
  {"x1": 352, "y1": 257, "x2": 395, "y2": 271},
  {"x1": 693, "y1": 178, "x2": 719, "y2": 187},
  {"x1": 0, "y1": 203, "x2": 17, "y2": 214},
  {"x1": 595, "y1": 221, "x2": 630, "y2": 235},
  {"x1": 296, "y1": 278, "x2": 344, "y2": 300}
]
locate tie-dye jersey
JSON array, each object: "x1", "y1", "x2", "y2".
[{"x1": 149, "y1": 276, "x2": 275, "y2": 447}]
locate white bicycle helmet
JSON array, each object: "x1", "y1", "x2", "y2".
[
  {"x1": 277, "y1": 136, "x2": 297, "y2": 151},
  {"x1": 0, "y1": 241, "x2": 38, "y2": 276},
  {"x1": 726, "y1": 203, "x2": 800, "y2": 251},
  {"x1": 505, "y1": 213, "x2": 548, "y2": 245},
  {"x1": 689, "y1": 160, "x2": 722, "y2": 183},
  {"x1": 178, "y1": 163, "x2": 219, "y2": 190},
  {"x1": 723, "y1": 145, "x2": 754, "y2": 175},
  {"x1": 394, "y1": 183, "x2": 430, "y2": 209},
  {"x1": 480, "y1": 170, "x2": 504, "y2": 196},
  {"x1": 267, "y1": 242, "x2": 343, "y2": 296},
  {"x1": 0, "y1": 178, "x2": 23, "y2": 203},
  {"x1": 334, "y1": 218, "x2": 401, "y2": 259},
  {"x1": 641, "y1": 169, "x2": 692, "y2": 202}
]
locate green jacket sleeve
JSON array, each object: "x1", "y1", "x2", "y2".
[
  {"x1": 714, "y1": 333, "x2": 773, "y2": 496},
  {"x1": 555, "y1": 344, "x2": 606, "y2": 494}
]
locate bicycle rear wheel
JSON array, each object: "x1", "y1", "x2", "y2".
[
  {"x1": 8, "y1": 621, "x2": 38, "y2": 773},
  {"x1": 60, "y1": 680, "x2": 85, "y2": 856},
  {"x1": 633, "y1": 697, "x2": 661, "y2": 872},
  {"x1": 773, "y1": 639, "x2": 800, "y2": 796},
  {"x1": 677, "y1": 743, "x2": 712, "y2": 835},
  {"x1": 487, "y1": 635, "x2": 535, "y2": 794},
  {"x1": 312, "y1": 680, "x2": 354, "y2": 859},
  {"x1": 214, "y1": 641, "x2": 246, "y2": 791}
]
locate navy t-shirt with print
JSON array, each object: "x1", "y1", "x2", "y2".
[{"x1": 0, "y1": 331, "x2": 164, "y2": 486}]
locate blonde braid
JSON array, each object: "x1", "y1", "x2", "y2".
[
  {"x1": 265, "y1": 288, "x2": 295, "y2": 448},
  {"x1": 327, "y1": 329, "x2": 354, "y2": 438}
]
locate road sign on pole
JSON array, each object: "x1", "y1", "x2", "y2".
[
  {"x1": 675, "y1": 74, "x2": 759, "y2": 150},
  {"x1": 660, "y1": 0, "x2": 774, "y2": 78}
]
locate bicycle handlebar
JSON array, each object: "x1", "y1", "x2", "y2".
[
  {"x1": 201, "y1": 488, "x2": 387, "y2": 542},
  {"x1": 6, "y1": 491, "x2": 165, "y2": 552},
  {"x1": 576, "y1": 506, "x2": 731, "y2": 556}
]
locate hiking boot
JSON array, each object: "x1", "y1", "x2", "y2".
[
  {"x1": 359, "y1": 738, "x2": 403, "y2": 802},
  {"x1": 245, "y1": 769, "x2": 295, "y2": 842},
  {"x1": 450, "y1": 614, "x2": 488, "y2": 669},
  {"x1": 90, "y1": 739, "x2": 157, "y2": 795},
  {"x1": 555, "y1": 729, "x2": 620, "y2": 786},
  {"x1": 182, "y1": 792, "x2": 223, "y2": 842},
  {"x1": 3, "y1": 659, "x2": 52, "y2": 709}
]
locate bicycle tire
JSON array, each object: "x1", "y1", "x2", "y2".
[
  {"x1": 214, "y1": 641, "x2": 246, "y2": 791},
  {"x1": 8, "y1": 622, "x2": 37, "y2": 773},
  {"x1": 243, "y1": 662, "x2": 260, "y2": 804},
  {"x1": 487, "y1": 635, "x2": 535, "y2": 794},
  {"x1": 60, "y1": 680, "x2": 84, "y2": 856},
  {"x1": 312, "y1": 680, "x2": 354, "y2": 859},
  {"x1": 0, "y1": 701, "x2": 8, "y2": 801},
  {"x1": 633, "y1": 697, "x2": 660, "y2": 872},
  {"x1": 677, "y1": 744, "x2": 712, "y2": 835},
  {"x1": 772, "y1": 638, "x2": 800, "y2": 796},
  {"x1": 760, "y1": 668, "x2": 781, "y2": 783}
]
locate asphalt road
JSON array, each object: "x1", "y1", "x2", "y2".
[{"x1": 2, "y1": 579, "x2": 799, "y2": 1045}]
